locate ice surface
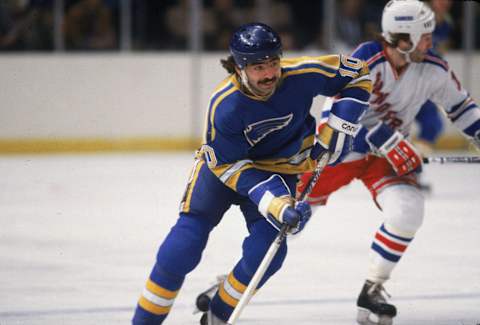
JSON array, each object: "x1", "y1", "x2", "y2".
[{"x1": 0, "y1": 153, "x2": 479, "y2": 325}]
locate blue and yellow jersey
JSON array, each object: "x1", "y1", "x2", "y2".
[{"x1": 199, "y1": 55, "x2": 371, "y2": 196}]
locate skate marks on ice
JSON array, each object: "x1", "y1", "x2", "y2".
[
  {"x1": 0, "y1": 153, "x2": 479, "y2": 325},
  {"x1": 1, "y1": 292, "x2": 479, "y2": 324}
]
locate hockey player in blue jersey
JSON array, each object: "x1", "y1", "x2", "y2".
[{"x1": 132, "y1": 22, "x2": 372, "y2": 324}]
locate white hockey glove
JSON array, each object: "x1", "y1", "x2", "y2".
[
  {"x1": 318, "y1": 98, "x2": 368, "y2": 165},
  {"x1": 248, "y1": 175, "x2": 311, "y2": 235},
  {"x1": 366, "y1": 122, "x2": 422, "y2": 176}
]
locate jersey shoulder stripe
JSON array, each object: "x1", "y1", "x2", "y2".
[
  {"x1": 366, "y1": 51, "x2": 386, "y2": 71},
  {"x1": 208, "y1": 76, "x2": 240, "y2": 141},
  {"x1": 281, "y1": 56, "x2": 339, "y2": 78},
  {"x1": 209, "y1": 76, "x2": 237, "y2": 104},
  {"x1": 423, "y1": 51, "x2": 449, "y2": 72},
  {"x1": 351, "y1": 41, "x2": 383, "y2": 61}
]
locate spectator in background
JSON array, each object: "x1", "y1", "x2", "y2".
[
  {"x1": 203, "y1": 0, "x2": 253, "y2": 51},
  {"x1": 269, "y1": 0, "x2": 296, "y2": 50},
  {"x1": 0, "y1": 0, "x2": 53, "y2": 51},
  {"x1": 163, "y1": 0, "x2": 189, "y2": 49},
  {"x1": 304, "y1": 0, "x2": 379, "y2": 53},
  {"x1": 64, "y1": 0, "x2": 117, "y2": 50},
  {"x1": 428, "y1": 0, "x2": 454, "y2": 54},
  {"x1": 334, "y1": 0, "x2": 366, "y2": 51}
]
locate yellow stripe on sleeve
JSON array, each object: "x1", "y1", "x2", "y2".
[{"x1": 345, "y1": 78, "x2": 372, "y2": 94}]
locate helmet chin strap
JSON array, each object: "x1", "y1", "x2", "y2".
[
  {"x1": 395, "y1": 33, "x2": 421, "y2": 63},
  {"x1": 396, "y1": 46, "x2": 414, "y2": 63}
]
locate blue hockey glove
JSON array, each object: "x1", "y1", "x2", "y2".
[
  {"x1": 248, "y1": 175, "x2": 311, "y2": 234},
  {"x1": 290, "y1": 201, "x2": 312, "y2": 235},
  {"x1": 366, "y1": 122, "x2": 422, "y2": 176}
]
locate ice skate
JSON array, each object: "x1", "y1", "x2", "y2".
[
  {"x1": 356, "y1": 280, "x2": 397, "y2": 325},
  {"x1": 194, "y1": 275, "x2": 227, "y2": 313},
  {"x1": 200, "y1": 310, "x2": 226, "y2": 325}
]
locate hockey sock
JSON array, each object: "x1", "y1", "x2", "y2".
[
  {"x1": 368, "y1": 223, "x2": 413, "y2": 283},
  {"x1": 132, "y1": 264, "x2": 184, "y2": 324},
  {"x1": 209, "y1": 219, "x2": 287, "y2": 321}
]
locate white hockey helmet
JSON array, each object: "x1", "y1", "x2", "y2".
[{"x1": 382, "y1": 0, "x2": 435, "y2": 52}]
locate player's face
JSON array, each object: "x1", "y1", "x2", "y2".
[
  {"x1": 244, "y1": 58, "x2": 281, "y2": 95},
  {"x1": 405, "y1": 33, "x2": 433, "y2": 62}
]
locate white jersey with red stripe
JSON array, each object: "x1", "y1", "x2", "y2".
[{"x1": 321, "y1": 40, "x2": 480, "y2": 160}]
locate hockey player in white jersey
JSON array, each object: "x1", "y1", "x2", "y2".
[{"x1": 298, "y1": 1, "x2": 480, "y2": 324}]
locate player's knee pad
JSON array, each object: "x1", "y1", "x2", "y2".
[
  {"x1": 377, "y1": 184, "x2": 425, "y2": 236},
  {"x1": 156, "y1": 214, "x2": 213, "y2": 276},
  {"x1": 241, "y1": 219, "x2": 288, "y2": 279}
]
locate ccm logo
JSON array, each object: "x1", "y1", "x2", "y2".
[{"x1": 341, "y1": 123, "x2": 358, "y2": 133}]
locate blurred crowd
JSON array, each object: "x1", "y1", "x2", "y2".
[{"x1": 0, "y1": 0, "x2": 478, "y2": 52}]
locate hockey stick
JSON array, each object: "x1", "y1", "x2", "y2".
[
  {"x1": 422, "y1": 156, "x2": 480, "y2": 164},
  {"x1": 227, "y1": 151, "x2": 331, "y2": 325}
]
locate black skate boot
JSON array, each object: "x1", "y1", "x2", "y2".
[
  {"x1": 195, "y1": 275, "x2": 227, "y2": 313},
  {"x1": 356, "y1": 280, "x2": 397, "y2": 325},
  {"x1": 200, "y1": 310, "x2": 226, "y2": 325}
]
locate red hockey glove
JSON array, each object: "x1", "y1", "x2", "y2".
[{"x1": 366, "y1": 122, "x2": 422, "y2": 176}]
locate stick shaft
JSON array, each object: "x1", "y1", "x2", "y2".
[
  {"x1": 227, "y1": 224, "x2": 288, "y2": 324},
  {"x1": 423, "y1": 156, "x2": 480, "y2": 164},
  {"x1": 227, "y1": 152, "x2": 330, "y2": 324}
]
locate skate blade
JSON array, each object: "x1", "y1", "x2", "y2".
[{"x1": 357, "y1": 308, "x2": 393, "y2": 325}]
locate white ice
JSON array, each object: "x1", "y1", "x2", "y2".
[{"x1": 0, "y1": 152, "x2": 479, "y2": 325}]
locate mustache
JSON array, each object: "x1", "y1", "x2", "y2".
[{"x1": 259, "y1": 77, "x2": 277, "y2": 84}]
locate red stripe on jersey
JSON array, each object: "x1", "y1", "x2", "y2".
[{"x1": 367, "y1": 52, "x2": 384, "y2": 66}]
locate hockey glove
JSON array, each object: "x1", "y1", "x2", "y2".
[
  {"x1": 318, "y1": 98, "x2": 368, "y2": 165},
  {"x1": 366, "y1": 122, "x2": 422, "y2": 176},
  {"x1": 248, "y1": 174, "x2": 312, "y2": 234}
]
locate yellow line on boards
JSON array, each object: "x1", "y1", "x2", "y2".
[
  {"x1": 0, "y1": 135, "x2": 472, "y2": 154},
  {"x1": 0, "y1": 137, "x2": 202, "y2": 154}
]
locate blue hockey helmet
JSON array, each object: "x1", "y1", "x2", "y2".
[{"x1": 229, "y1": 23, "x2": 282, "y2": 69}]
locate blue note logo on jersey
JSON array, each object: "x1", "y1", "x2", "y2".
[{"x1": 243, "y1": 113, "x2": 293, "y2": 146}]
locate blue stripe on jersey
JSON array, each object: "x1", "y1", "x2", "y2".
[
  {"x1": 380, "y1": 224, "x2": 413, "y2": 242},
  {"x1": 463, "y1": 119, "x2": 480, "y2": 137},
  {"x1": 423, "y1": 51, "x2": 449, "y2": 72},
  {"x1": 452, "y1": 103, "x2": 477, "y2": 122},
  {"x1": 371, "y1": 242, "x2": 401, "y2": 262},
  {"x1": 449, "y1": 98, "x2": 477, "y2": 122},
  {"x1": 423, "y1": 58, "x2": 449, "y2": 72},
  {"x1": 282, "y1": 62, "x2": 337, "y2": 76}
]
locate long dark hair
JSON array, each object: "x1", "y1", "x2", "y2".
[
  {"x1": 220, "y1": 55, "x2": 237, "y2": 74},
  {"x1": 377, "y1": 32, "x2": 412, "y2": 48}
]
